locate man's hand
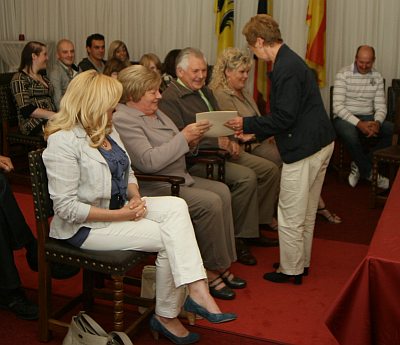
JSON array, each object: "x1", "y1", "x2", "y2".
[
  {"x1": 356, "y1": 120, "x2": 378, "y2": 138},
  {"x1": 0, "y1": 155, "x2": 14, "y2": 173}
]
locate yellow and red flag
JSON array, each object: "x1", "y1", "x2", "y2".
[
  {"x1": 215, "y1": 0, "x2": 234, "y2": 55},
  {"x1": 253, "y1": 0, "x2": 273, "y2": 114},
  {"x1": 305, "y1": 0, "x2": 326, "y2": 88}
]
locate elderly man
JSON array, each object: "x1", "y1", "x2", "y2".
[
  {"x1": 78, "y1": 33, "x2": 106, "y2": 73},
  {"x1": 333, "y1": 45, "x2": 393, "y2": 188},
  {"x1": 159, "y1": 47, "x2": 280, "y2": 266},
  {"x1": 48, "y1": 39, "x2": 78, "y2": 110}
]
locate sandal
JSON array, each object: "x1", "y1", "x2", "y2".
[
  {"x1": 317, "y1": 208, "x2": 342, "y2": 224},
  {"x1": 220, "y1": 270, "x2": 247, "y2": 289},
  {"x1": 208, "y1": 275, "x2": 235, "y2": 300}
]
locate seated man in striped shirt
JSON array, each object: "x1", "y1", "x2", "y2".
[{"x1": 332, "y1": 45, "x2": 393, "y2": 189}]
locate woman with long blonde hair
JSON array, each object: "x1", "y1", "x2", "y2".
[{"x1": 43, "y1": 70, "x2": 236, "y2": 345}]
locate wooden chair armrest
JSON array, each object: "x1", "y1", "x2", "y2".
[{"x1": 135, "y1": 173, "x2": 185, "y2": 197}]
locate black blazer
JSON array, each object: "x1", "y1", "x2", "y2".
[{"x1": 243, "y1": 44, "x2": 335, "y2": 164}]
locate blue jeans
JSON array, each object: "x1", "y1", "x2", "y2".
[{"x1": 333, "y1": 115, "x2": 393, "y2": 178}]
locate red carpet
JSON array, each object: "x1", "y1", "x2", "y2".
[{"x1": 1, "y1": 170, "x2": 382, "y2": 345}]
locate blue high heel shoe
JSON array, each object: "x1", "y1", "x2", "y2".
[
  {"x1": 149, "y1": 315, "x2": 200, "y2": 345},
  {"x1": 183, "y1": 296, "x2": 237, "y2": 324}
]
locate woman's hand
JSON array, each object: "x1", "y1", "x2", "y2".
[
  {"x1": 218, "y1": 137, "x2": 240, "y2": 159},
  {"x1": 124, "y1": 195, "x2": 147, "y2": 221},
  {"x1": 182, "y1": 120, "x2": 211, "y2": 143},
  {"x1": 224, "y1": 116, "x2": 243, "y2": 136}
]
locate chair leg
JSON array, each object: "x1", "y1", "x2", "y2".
[
  {"x1": 39, "y1": 260, "x2": 52, "y2": 342},
  {"x1": 370, "y1": 158, "x2": 378, "y2": 208},
  {"x1": 112, "y1": 275, "x2": 124, "y2": 331},
  {"x1": 82, "y1": 270, "x2": 95, "y2": 310}
]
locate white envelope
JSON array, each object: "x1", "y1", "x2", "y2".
[{"x1": 196, "y1": 111, "x2": 237, "y2": 137}]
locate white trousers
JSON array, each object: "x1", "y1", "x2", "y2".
[
  {"x1": 278, "y1": 142, "x2": 334, "y2": 275},
  {"x1": 81, "y1": 196, "x2": 206, "y2": 318}
]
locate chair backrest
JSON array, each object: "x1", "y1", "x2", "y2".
[
  {"x1": 28, "y1": 148, "x2": 54, "y2": 242},
  {"x1": 393, "y1": 93, "x2": 400, "y2": 145},
  {"x1": 0, "y1": 73, "x2": 18, "y2": 152}
]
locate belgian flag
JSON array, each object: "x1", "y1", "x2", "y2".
[
  {"x1": 305, "y1": 0, "x2": 326, "y2": 88},
  {"x1": 215, "y1": 0, "x2": 234, "y2": 55}
]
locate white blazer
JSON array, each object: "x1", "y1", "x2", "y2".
[{"x1": 42, "y1": 125, "x2": 138, "y2": 239}]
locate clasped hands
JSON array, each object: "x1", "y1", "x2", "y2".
[
  {"x1": 122, "y1": 196, "x2": 147, "y2": 221},
  {"x1": 357, "y1": 120, "x2": 380, "y2": 138}
]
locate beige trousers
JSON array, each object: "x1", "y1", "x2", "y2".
[{"x1": 278, "y1": 142, "x2": 334, "y2": 275}]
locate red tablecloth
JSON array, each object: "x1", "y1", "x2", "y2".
[{"x1": 325, "y1": 171, "x2": 400, "y2": 345}]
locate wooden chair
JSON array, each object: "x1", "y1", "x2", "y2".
[
  {"x1": 329, "y1": 85, "x2": 349, "y2": 179},
  {"x1": 371, "y1": 91, "x2": 400, "y2": 207},
  {"x1": 186, "y1": 148, "x2": 227, "y2": 182},
  {"x1": 0, "y1": 72, "x2": 45, "y2": 183},
  {"x1": 28, "y1": 148, "x2": 185, "y2": 341}
]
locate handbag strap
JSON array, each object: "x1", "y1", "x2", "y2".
[
  {"x1": 76, "y1": 311, "x2": 108, "y2": 337},
  {"x1": 109, "y1": 331, "x2": 134, "y2": 345}
]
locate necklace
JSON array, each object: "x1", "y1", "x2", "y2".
[{"x1": 102, "y1": 140, "x2": 109, "y2": 148}]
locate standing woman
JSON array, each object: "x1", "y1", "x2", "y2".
[
  {"x1": 210, "y1": 47, "x2": 341, "y2": 224},
  {"x1": 11, "y1": 41, "x2": 56, "y2": 135},
  {"x1": 43, "y1": 70, "x2": 235, "y2": 344},
  {"x1": 226, "y1": 15, "x2": 336, "y2": 284}
]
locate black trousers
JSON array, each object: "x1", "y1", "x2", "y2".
[{"x1": 0, "y1": 173, "x2": 35, "y2": 290}]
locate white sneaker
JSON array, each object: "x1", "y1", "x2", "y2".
[
  {"x1": 368, "y1": 173, "x2": 389, "y2": 190},
  {"x1": 348, "y1": 162, "x2": 360, "y2": 187}
]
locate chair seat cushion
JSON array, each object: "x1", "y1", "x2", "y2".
[
  {"x1": 45, "y1": 238, "x2": 147, "y2": 274},
  {"x1": 374, "y1": 146, "x2": 400, "y2": 161}
]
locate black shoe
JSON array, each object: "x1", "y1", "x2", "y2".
[
  {"x1": 236, "y1": 239, "x2": 257, "y2": 266},
  {"x1": 208, "y1": 276, "x2": 235, "y2": 300},
  {"x1": 0, "y1": 289, "x2": 38, "y2": 320},
  {"x1": 272, "y1": 262, "x2": 309, "y2": 276},
  {"x1": 243, "y1": 235, "x2": 279, "y2": 247},
  {"x1": 220, "y1": 270, "x2": 247, "y2": 289},
  {"x1": 263, "y1": 271, "x2": 302, "y2": 285}
]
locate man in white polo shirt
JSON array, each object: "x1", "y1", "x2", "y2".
[{"x1": 332, "y1": 45, "x2": 393, "y2": 188}]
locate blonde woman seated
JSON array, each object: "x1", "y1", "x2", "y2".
[
  {"x1": 107, "y1": 40, "x2": 132, "y2": 65},
  {"x1": 113, "y1": 65, "x2": 246, "y2": 301},
  {"x1": 42, "y1": 71, "x2": 236, "y2": 345},
  {"x1": 210, "y1": 47, "x2": 341, "y2": 224},
  {"x1": 139, "y1": 53, "x2": 162, "y2": 74}
]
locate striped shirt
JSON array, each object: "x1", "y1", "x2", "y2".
[{"x1": 332, "y1": 63, "x2": 386, "y2": 126}]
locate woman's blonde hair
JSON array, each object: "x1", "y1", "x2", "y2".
[
  {"x1": 209, "y1": 47, "x2": 252, "y2": 91},
  {"x1": 44, "y1": 70, "x2": 123, "y2": 148},
  {"x1": 108, "y1": 40, "x2": 130, "y2": 61},
  {"x1": 139, "y1": 53, "x2": 162, "y2": 72},
  {"x1": 118, "y1": 65, "x2": 161, "y2": 103}
]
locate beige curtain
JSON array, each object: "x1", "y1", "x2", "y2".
[{"x1": 1, "y1": 0, "x2": 399, "y2": 107}]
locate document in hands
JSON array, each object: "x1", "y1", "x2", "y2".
[{"x1": 196, "y1": 111, "x2": 237, "y2": 137}]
